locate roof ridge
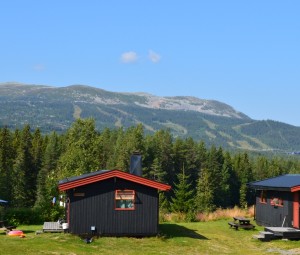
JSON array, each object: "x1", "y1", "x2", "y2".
[{"x1": 58, "y1": 169, "x2": 171, "y2": 191}]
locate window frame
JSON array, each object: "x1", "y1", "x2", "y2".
[
  {"x1": 270, "y1": 197, "x2": 284, "y2": 207},
  {"x1": 260, "y1": 190, "x2": 267, "y2": 204},
  {"x1": 115, "y1": 190, "x2": 135, "y2": 211}
]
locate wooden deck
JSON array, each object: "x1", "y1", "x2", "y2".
[
  {"x1": 43, "y1": 222, "x2": 63, "y2": 233},
  {"x1": 265, "y1": 227, "x2": 300, "y2": 240}
]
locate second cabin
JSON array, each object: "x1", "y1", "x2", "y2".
[{"x1": 248, "y1": 174, "x2": 300, "y2": 228}]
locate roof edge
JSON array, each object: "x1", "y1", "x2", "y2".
[
  {"x1": 291, "y1": 186, "x2": 300, "y2": 192},
  {"x1": 58, "y1": 169, "x2": 171, "y2": 192}
]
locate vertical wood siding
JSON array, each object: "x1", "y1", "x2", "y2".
[
  {"x1": 255, "y1": 190, "x2": 293, "y2": 227},
  {"x1": 67, "y1": 178, "x2": 159, "y2": 236}
]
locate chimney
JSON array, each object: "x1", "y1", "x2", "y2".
[{"x1": 130, "y1": 153, "x2": 142, "y2": 176}]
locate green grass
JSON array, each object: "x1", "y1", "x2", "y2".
[{"x1": 1, "y1": 220, "x2": 300, "y2": 255}]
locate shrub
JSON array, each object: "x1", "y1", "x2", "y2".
[
  {"x1": 4, "y1": 208, "x2": 44, "y2": 226},
  {"x1": 0, "y1": 206, "x2": 5, "y2": 220},
  {"x1": 35, "y1": 205, "x2": 65, "y2": 222}
]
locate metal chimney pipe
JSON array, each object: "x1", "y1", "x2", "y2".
[{"x1": 130, "y1": 153, "x2": 142, "y2": 176}]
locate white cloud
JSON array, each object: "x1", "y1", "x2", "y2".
[
  {"x1": 33, "y1": 64, "x2": 45, "y2": 71},
  {"x1": 120, "y1": 51, "x2": 139, "y2": 63},
  {"x1": 148, "y1": 50, "x2": 161, "y2": 63}
]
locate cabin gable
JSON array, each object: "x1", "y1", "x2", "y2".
[{"x1": 64, "y1": 176, "x2": 163, "y2": 236}]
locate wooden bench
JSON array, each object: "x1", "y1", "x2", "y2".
[
  {"x1": 228, "y1": 221, "x2": 255, "y2": 230},
  {"x1": 43, "y1": 222, "x2": 63, "y2": 233},
  {"x1": 5, "y1": 225, "x2": 17, "y2": 231},
  {"x1": 228, "y1": 222, "x2": 239, "y2": 230},
  {"x1": 239, "y1": 224, "x2": 255, "y2": 230}
]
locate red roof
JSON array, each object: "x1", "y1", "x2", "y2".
[{"x1": 58, "y1": 169, "x2": 171, "y2": 191}]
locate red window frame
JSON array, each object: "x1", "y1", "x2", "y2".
[
  {"x1": 115, "y1": 190, "x2": 135, "y2": 210},
  {"x1": 260, "y1": 190, "x2": 267, "y2": 204},
  {"x1": 270, "y1": 197, "x2": 284, "y2": 207}
]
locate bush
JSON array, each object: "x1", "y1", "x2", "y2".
[
  {"x1": 0, "y1": 206, "x2": 5, "y2": 220},
  {"x1": 34, "y1": 204, "x2": 65, "y2": 222},
  {"x1": 4, "y1": 207, "x2": 44, "y2": 226}
]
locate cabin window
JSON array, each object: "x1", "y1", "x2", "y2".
[
  {"x1": 115, "y1": 190, "x2": 135, "y2": 210},
  {"x1": 271, "y1": 197, "x2": 283, "y2": 207},
  {"x1": 260, "y1": 190, "x2": 267, "y2": 204}
]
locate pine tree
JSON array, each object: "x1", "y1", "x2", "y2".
[
  {"x1": 170, "y1": 166, "x2": 194, "y2": 213},
  {"x1": 206, "y1": 146, "x2": 223, "y2": 207},
  {"x1": 219, "y1": 152, "x2": 238, "y2": 207},
  {"x1": 35, "y1": 132, "x2": 61, "y2": 215},
  {"x1": 253, "y1": 156, "x2": 269, "y2": 180},
  {"x1": 153, "y1": 129, "x2": 174, "y2": 184},
  {"x1": 12, "y1": 125, "x2": 34, "y2": 207},
  {"x1": 31, "y1": 128, "x2": 44, "y2": 197},
  {"x1": 0, "y1": 127, "x2": 14, "y2": 201},
  {"x1": 114, "y1": 124, "x2": 145, "y2": 172},
  {"x1": 269, "y1": 157, "x2": 284, "y2": 177},
  {"x1": 184, "y1": 137, "x2": 201, "y2": 189},
  {"x1": 233, "y1": 152, "x2": 253, "y2": 208},
  {"x1": 172, "y1": 138, "x2": 186, "y2": 177},
  {"x1": 195, "y1": 167, "x2": 215, "y2": 212}
]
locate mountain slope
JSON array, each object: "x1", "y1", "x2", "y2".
[{"x1": 1, "y1": 82, "x2": 300, "y2": 152}]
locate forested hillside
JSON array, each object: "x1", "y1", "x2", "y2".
[
  {"x1": 1, "y1": 83, "x2": 300, "y2": 152},
  {"x1": 1, "y1": 119, "x2": 300, "y2": 222}
]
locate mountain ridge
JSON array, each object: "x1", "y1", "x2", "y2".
[
  {"x1": 0, "y1": 82, "x2": 249, "y2": 119},
  {"x1": 1, "y1": 82, "x2": 300, "y2": 152}
]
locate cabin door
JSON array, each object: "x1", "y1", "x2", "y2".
[{"x1": 293, "y1": 192, "x2": 300, "y2": 228}]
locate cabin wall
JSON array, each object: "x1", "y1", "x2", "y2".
[
  {"x1": 255, "y1": 190, "x2": 293, "y2": 227},
  {"x1": 66, "y1": 178, "x2": 159, "y2": 236}
]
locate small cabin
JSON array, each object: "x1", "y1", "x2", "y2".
[
  {"x1": 58, "y1": 155, "x2": 171, "y2": 236},
  {"x1": 248, "y1": 174, "x2": 300, "y2": 228}
]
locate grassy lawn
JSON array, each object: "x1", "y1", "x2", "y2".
[{"x1": 1, "y1": 220, "x2": 300, "y2": 255}]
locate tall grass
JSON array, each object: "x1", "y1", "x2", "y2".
[
  {"x1": 161, "y1": 206, "x2": 255, "y2": 222},
  {"x1": 195, "y1": 206, "x2": 254, "y2": 222}
]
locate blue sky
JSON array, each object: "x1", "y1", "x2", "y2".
[{"x1": 1, "y1": 1, "x2": 299, "y2": 126}]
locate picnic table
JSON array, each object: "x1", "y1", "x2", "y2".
[
  {"x1": 0, "y1": 220, "x2": 17, "y2": 232},
  {"x1": 228, "y1": 216, "x2": 255, "y2": 230}
]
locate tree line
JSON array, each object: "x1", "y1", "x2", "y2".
[{"x1": 1, "y1": 118, "x2": 300, "y2": 220}]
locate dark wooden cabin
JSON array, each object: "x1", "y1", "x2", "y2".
[
  {"x1": 58, "y1": 156, "x2": 171, "y2": 236},
  {"x1": 248, "y1": 174, "x2": 300, "y2": 228}
]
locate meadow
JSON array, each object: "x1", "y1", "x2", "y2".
[{"x1": 1, "y1": 220, "x2": 300, "y2": 255}]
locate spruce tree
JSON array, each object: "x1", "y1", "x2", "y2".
[
  {"x1": 170, "y1": 166, "x2": 194, "y2": 213},
  {"x1": 0, "y1": 127, "x2": 14, "y2": 201},
  {"x1": 195, "y1": 167, "x2": 215, "y2": 212},
  {"x1": 35, "y1": 132, "x2": 61, "y2": 216},
  {"x1": 31, "y1": 128, "x2": 44, "y2": 198},
  {"x1": 12, "y1": 125, "x2": 34, "y2": 207},
  {"x1": 220, "y1": 152, "x2": 237, "y2": 207},
  {"x1": 233, "y1": 152, "x2": 253, "y2": 208}
]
